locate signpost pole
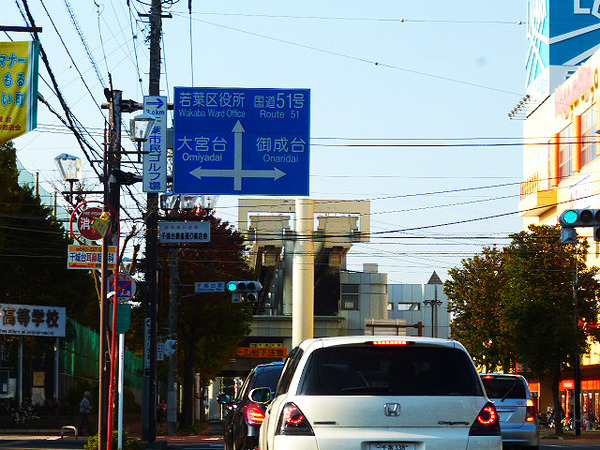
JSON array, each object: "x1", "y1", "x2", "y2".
[{"x1": 167, "y1": 248, "x2": 179, "y2": 436}]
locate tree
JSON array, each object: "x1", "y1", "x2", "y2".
[
  {"x1": 156, "y1": 208, "x2": 253, "y2": 429},
  {"x1": 446, "y1": 224, "x2": 600, "y2": 435},
  {"x1": 0, "y1": 142, "x2": 99, "y2": 398},
  {"x1": 445, "y1": 246, "x2": 514, "y2": 372},
  {"x1": 0, "y1": 142, "x2": 98, "y2": 327},
  {"x1": 502, "y1": 225, "x2": 600, "y2": 434}
]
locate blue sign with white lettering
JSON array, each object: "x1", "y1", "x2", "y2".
[
  {"x1": 173, "y1": 87, "x2": 310, "y2": 196},
  {"x1": 526, "y1": 0, "x2": 600, "y2": 97}
]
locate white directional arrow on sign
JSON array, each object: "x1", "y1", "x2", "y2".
[{"x1": 188, "y1": 120, "x2": 287, "y2": 190}]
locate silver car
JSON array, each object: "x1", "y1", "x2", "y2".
[{"x1": 480, "y1": 373, "x2": 539, "y2": 449}]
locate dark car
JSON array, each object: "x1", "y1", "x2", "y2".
[{"x1": 219, "y1": 361, "x2": 285, "y2": 450}]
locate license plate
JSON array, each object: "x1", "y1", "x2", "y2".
[{"x1": 369, "y1": 444, "x2": 415, "y2": 450}]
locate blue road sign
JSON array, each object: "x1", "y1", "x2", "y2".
[{"x1": 173, "y1": 87, "x2": 310, "y2": 196}]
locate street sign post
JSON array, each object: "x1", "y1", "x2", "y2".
[
  {"x1": 158, "y1": 221, "x2": 210, "y2": 244},
  {"x1": 195, "y1": 282, "x2": 225, "y2": 293},
  {"x1": 143, "y1": 96, "x2": 168, "y2": 193},
  {"x1": 108, "y1": 273, "x2": 137, "y2": 301},
  {"x1": 173, "y1": 87, "x2": 310, "y2": 196}
]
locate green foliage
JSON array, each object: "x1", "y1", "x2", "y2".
[
  {"x1": 156, "y1": 208, "x2": 254, "y2": 427},
  {"x1": 0, "y1": 142, "x2": 98, "y2": 328},
  {"x1": 446, "y1": 246, "x2": 513, "y2": 372},
  {"x1": 447, "y1": 224, "x2": 600, "y2": 379},
  {"x1": 446, "y1": 224, "x2": 600, "y2": 435},
  {"x1": 85, "y1": 431, "x2": 143, "y2": 450}
]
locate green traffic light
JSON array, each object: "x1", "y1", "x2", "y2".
[
  {"x1": 227, "y1": 282, "x2": 238, "y2": 292},
  {"x1": 563, "y1": 210, "x2": 579, "y2": 225}
]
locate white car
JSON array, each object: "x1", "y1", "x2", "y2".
[{"x1": 256, "y1": 336, "x2": 501, "y2": 450}]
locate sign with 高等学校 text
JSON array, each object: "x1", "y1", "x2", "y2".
[
  {"x1": 0, "y1": 304, "x2": 66, "y2": 337},
  {"x1": 0, "y1": 41, "x2": 39, "y2": 146}
]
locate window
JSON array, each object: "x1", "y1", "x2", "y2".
[
  {"x1": 341, "y1": 284, "x2": 359, "y2": 310},
  {"x1": 581, "y1": 107, "x2": 597, "y2": 167},
  {"x1": 276, "y1": 347, "x2": 303, "y2": 396},
  {"x1": 387, "y1": 302, "x2": 394, "y2": 311},
  {"x1": 297, "y1": 345, "x2": 484, "y2": 396},
  {"x1": 559, "y1": 125, "x2": 572, "y2": 180},
  {"x1": 397, "y1": 302, "x2": 421, "y2": 311},
  {"x1": 481, "y1": 377, "x2": 527, "y2": 399}
]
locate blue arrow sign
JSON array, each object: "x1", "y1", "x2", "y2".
[{"x1": 173, "y1": 87, "x2": 310, "y2": 196}]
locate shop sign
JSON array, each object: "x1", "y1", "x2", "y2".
[
  {"x1": 0, "y1": 41, "x2": 39, "y2": 146},
  {"x1": 0, "y1": 303, "x2": 66, "y2": 337},
  {"x1": 561, "y1": 379, "x2": 575, "y2": 390},
  {"x1": 236, "y1": 347, "x2": 288, "y2": 359},
  {"x1": 555, "y1": 64, "x2": 599, "y2": 118},
  {"x1": 67, "y1": 245, "x2": 117, "y2": 270},
  {"x1": 158, "y1": 221, "x2": 210, "y2": 244}
]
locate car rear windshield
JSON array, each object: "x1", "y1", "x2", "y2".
[
  {"x1": 252, "y1": 366, "x2": 284, "y2": 392},
  {"x1": 297, "y1": 344, "x2": 484, "y2": 396},
  {"x1": 481, "y1": 377, "x2": 527, "y2": 399}
]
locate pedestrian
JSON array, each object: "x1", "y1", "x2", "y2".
[
  {"x1": 157, "y1": 399, "x2": 167, "y2": 425},
  {"x1": 79, "y1": 391, "x2": 93, "y2": 436}
]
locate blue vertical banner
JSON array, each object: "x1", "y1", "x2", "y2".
[
  {"x1": 0, "y1": 41, "x2": 39, "y2": 145},
  {"x1": 143, "y1": 96, "x2": 168, "y2": 192},
  {"x1": 173, "y1": 87, "x2": 310, "y2": 196}
]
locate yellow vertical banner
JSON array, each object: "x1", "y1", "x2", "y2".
[{"x1": 0, "y1": 41, "x2": 39, "y2": 146}]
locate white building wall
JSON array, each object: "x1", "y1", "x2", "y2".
[{"x1": 387, "y1": 283, "x2": 450, "y2": 338}]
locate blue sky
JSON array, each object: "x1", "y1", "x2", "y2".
[{"x1": 4, "y1": 1, "x2": 528, "y2": 284}]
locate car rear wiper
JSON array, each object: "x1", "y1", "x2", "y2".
[
  {"x1": 341, "y1": 386, "x2": 392, "y2": 393},
  {"x1": 500, "y1": 378, "x2": 519, "y2": 402}
]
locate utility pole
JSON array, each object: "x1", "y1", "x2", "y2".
[
  {"x1": 99, "y1": 87, "x2": 122, "y2": 450},
  {"x1": 142, "y1": 0, "x2": 162, "y2": 442}
]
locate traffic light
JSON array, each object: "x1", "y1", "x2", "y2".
[
  {"x1": 559, "y1": 208, "x2": 600, "y2": 242},
  {"x1": 226, "y1": 281, "x2": 262, "y2": 303}
]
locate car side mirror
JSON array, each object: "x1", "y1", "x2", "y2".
[
  {"x1": 217, "y1": 393, "x2": 232, "y2": 404},
  {"x1": 249, "y1": 387, "x2": 272, "y2": 404}
]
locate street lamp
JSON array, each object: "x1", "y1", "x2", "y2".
[
  {"x1": 130, "y1": 112, "x2": 157, "y2": 161},
  {"x1": 54, "y1": 153, "x2": 81, "y2": 204}
]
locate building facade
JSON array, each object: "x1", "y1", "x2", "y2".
[
  {"x1": 387, "y1": 272, "x2": 450, "y2": 339},
  {"x1": 520, "y1": 46, "x2": 600, "y2": 419}
]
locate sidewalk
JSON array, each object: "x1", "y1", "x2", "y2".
[{"x1": 540, "y1": 427, "x2": 600, "y2": 446}]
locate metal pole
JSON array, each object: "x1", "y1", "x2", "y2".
[
  {"x1": 18, "y1": 340, "x2": 23, "y2": 407},
  {"x1": 167, "y1": 249, "x2": 179, "y2": 436},
  {"x1": 117, "y1": 333, "x2": 125, "y2": 450},
  {"x1": 573, "y1": 249, "x2": 582, "y2": 436},
  {"x1": 54, "y1": 337, "x2": 59, "y2": 405}
]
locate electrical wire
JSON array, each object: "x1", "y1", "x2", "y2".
[{"x1": 179, "y1": 13, "x2": 523, "y2": 98}]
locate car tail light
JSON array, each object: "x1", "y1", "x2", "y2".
[
  {"x1": 526, "y1": 398, "x2": 536, "y2": 422},
  {"x1": 369, "y1": 340, "x2": 413, "y2": 346},
  {"x1": 276, "y1": 402, "x2": 314, "y2": 436},
  {"x1": 469, "y1": 402, "x2": 501, "y2": 436},
  {"x1": 245, "y1": 402, "x2": 265, "y2": 425}
]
